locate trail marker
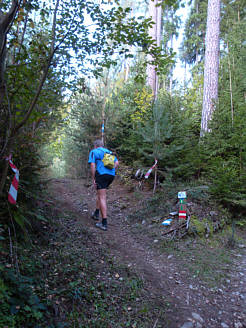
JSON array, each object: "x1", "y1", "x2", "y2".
[
  {"x1": 178, "y1": 191, "x2": 187, "y2": 219},
  {"x1": 6, "y1": 155, "x2": 19, "y2": 205},
  {"x1": 144, "y1": 159, "x2": 158, "y2": 179}
]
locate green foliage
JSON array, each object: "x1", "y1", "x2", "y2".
[
  {"x1": 138, "y1": 98, "x2": 173, "y2": 163},
  {"x1": 130, "y1": 87, "x2": 153, "y2": 123},
  {"x1": 0, "y1": 267, "x2": 46, "y2": 327},
  {"x1": 60, "y1": 93, "x2": 102, "y2": 177},
  {"x1": 180, "y1": 0, "x2": 207, "y2": 65},
  {"x1": 200, "y1": 8, "x2": 246, "y2": 203},
  {"x1": 1, "y1": 0, "x2": 170, "y2": 192},
  {"x1": 189, "y1": 215, "x2": 206, "y2": 235},
  {"x1": 60, "y1": 78, "x2": 201, "y2": 182},
  {"x1": 106, "y1": 82, "x2": 153, "y2": 163},
  {"x1": 2, "y1": 0, "x2": 245, "y2": 232},
  {"x1": 207, "y1": 158, "x2": 240, "y2": 199}
]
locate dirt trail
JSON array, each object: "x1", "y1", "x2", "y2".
[{"x1": 49, "y1": 178, "x2": 246, "y2": 328}]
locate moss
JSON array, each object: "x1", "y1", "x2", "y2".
[
  {"x1": 206, "y1": 220, "x2": 214, "y2": 236},
  {"x1": 225, "y1": 225, "x2": 232, "y2": 235},
  {"x1": 220, "y1": 218, "x2": 226, "y2": 228},
  {"x1": 190, "y1": 216, "x2": 206, "y2": 235}
]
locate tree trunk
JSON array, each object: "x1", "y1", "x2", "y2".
[
  {"x1": 146, "y1": 0, "x2": 162, "y2": 99},
  {"x1": 0, "y1": 1, "x2": 19, "y2": 103},
  {"x1": 227, "y1": 42, "x2": 234, "y2": 126},
  {"x1": 169, "y1": 33, "x2": 173, "y2": 94},
  {"x1": 195, "y1": 0, "x2": 199, "y2": 65},
  {"x1": 100, "y1": 73, "x2": 109, "y2": 145},
  {"x1": 124, "y1": 58, "x2": 130, "y2": 82},
  {"x1": 0, "y1": 136, "x2": 14, "y2": 196},
  {"x1": 200, "y1": 0, "x2": 221, "y2": 137}
]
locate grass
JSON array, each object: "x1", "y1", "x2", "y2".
[
  {"x1": 181, "y1": 241, "x2": 231, "y2": 285},
  {"x1": 160, "y1": 235, "x2": 233, "y2": 287}
]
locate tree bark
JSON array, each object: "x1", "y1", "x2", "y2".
[
  {"x1": 0, "y1": 0, "x2": 19, "y2": 104},
  {"x1": 200, "y1": 0, "x2": 221, "y2": 137},
  {"x1": 146, "y1": 0, "x2": 162, "y2": 99},
  {"x1": 227, "y1": 42, "x2": 234, "y2": 126},
  {"x1": 0, "y1": 136, "x2": 14, "y2": 196},
  {"x1": 195, "y1": 0, "x2": 199, "y2": 65}
]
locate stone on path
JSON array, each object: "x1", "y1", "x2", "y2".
[
  {"x1": 192, "y1": 312, "x2": 204, "y2": 323},
  {"x1": 221, "y1": 323, "x2": 229, "y2": 328},
  {"x1": 180, "y1": 322, "x2": 193, "y2": 328}
]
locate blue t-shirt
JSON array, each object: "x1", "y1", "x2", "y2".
[{"x1": 88, "y1": 147, "x2": 117, "y2": 176}]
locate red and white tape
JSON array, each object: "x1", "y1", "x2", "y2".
[
  {"x1": 179, "y1": 211, "x2": 187, "y2": 219},
  {"x1": 144, "y1": 159, "x2": 158, "y2": 179},
  {"x1": 6, "y1": 155, "x2": 19, "y2": 204}
]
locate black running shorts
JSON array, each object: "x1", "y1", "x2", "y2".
[{"x1": 95, "y1": 172, "x2": 114, "y2": 190}]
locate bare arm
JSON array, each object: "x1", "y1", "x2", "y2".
[
  {"x1": 90, "y1": 163, "x2": 96, "y2": 187},
  {"x1": 115, "y1": 160, "x2": 119, "y2": 170},
  {"x1": 90, "y1": 162, "x2": 96, "y2": 179}
]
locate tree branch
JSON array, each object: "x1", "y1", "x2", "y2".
[{"x1": 12, "y1": 0, "x2": 60, "y2": 135}]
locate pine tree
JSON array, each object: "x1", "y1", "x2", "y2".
[
  {"x1": 180, "y1": 0, "x2": 207, "y2": 66},
  {"x1": 200, "y1": 0, "x2": 221, "y2": 136}
]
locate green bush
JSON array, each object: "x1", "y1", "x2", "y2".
[{"x1": 0, "y1": 267, "x2": 46, "y2": 327}]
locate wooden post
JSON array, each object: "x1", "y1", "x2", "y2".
[
  {"x1": 153, "y1": 162, "x2": 157, "y2": 194},
  {"x1": 101, "y1": 74, "x2": 108, "y2": 145},
  {"x1": 101, "y1": 103, "x2": 105, "y2": 144}
]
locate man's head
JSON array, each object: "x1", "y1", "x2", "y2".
[{"x1": 93, "y1": 139, "x2": 104, "y2": 148}]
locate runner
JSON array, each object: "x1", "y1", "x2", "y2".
[{"x1": 88, "y1": 139, "x2": 119, "y2": 231}]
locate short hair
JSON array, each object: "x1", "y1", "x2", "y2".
[{"x1": 94, "y1": 139, "x2": 104, "y2": 147}]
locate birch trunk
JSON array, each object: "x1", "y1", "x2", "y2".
[{"x1": 200, "y1": 0, "x2": 221, "y2": 137}]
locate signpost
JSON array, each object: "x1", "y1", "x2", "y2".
[{"x1": 178, "y1": 191, "x2": 187, "y2": 219}]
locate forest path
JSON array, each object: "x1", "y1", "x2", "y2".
[{"x1": 49, "y1": 177, "x2": 246, "y2": 328}]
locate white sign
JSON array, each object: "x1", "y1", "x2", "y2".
[{"x1": 178, "y1": 191, "x2": 187, "y2": 199}]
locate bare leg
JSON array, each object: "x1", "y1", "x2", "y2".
[
  {"x1": 96, "y1": 195, "x2": 100, "y2": 210},
  {"x1": 97, "y1": 189, "x2": 107, "y2": 218}
]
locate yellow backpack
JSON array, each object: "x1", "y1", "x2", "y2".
[{"x1": 102, "y1": 153, "x2": 115, "y2": 170}]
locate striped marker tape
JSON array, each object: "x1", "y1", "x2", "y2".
[
  {"x1": 144, "y1": 159, "x2": 158, "y2": 179},
  {"x1": 179, "y1": 211, "x2": 187, "y2": 219},
  {"x1": 6, "y1": 155, "x2": 19, "y2": 204}
]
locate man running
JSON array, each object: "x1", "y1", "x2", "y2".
[{"x1": 88, "y1": 139, "x2": 119, "y2": 231}]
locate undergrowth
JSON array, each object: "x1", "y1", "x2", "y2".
[
  {"x1": 0, "y1": 200, "x2": 169, "y2": 328},
  {"x1": 125, "y1": 180, "x2": 246, "y2": 288}
]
